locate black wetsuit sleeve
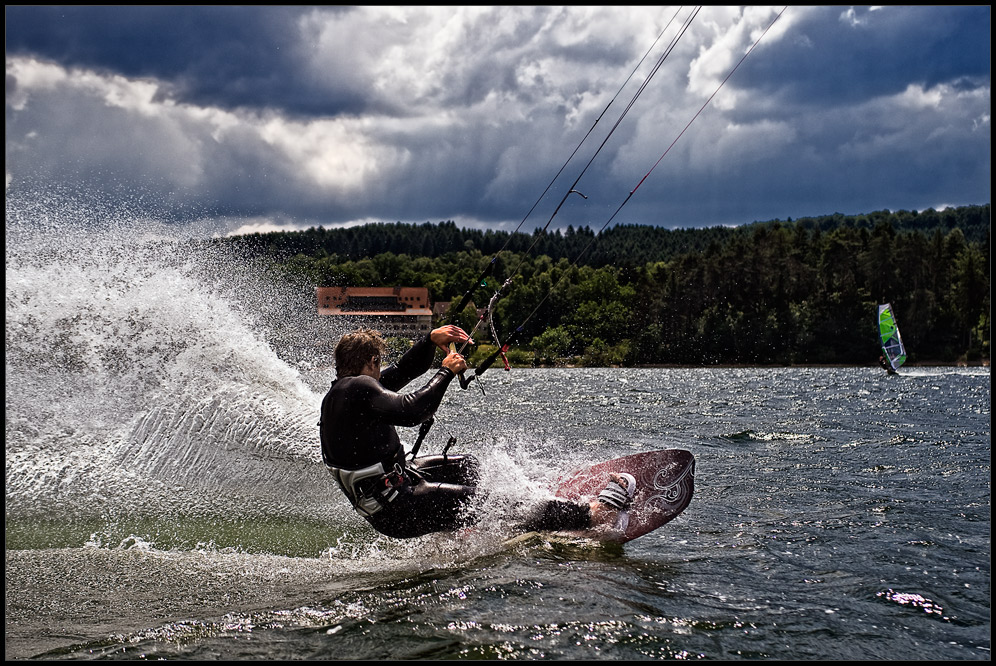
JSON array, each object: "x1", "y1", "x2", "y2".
[
  {"x1": 380, "y1": 334, "x2": 438, "y2": 392},
  {"x1": 368, "y1": 367, "x2": 455, "y2": 427}
]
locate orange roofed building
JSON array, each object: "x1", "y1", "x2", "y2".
[{"x1": 316, "y1": 286, "x2": 433, "y2": 339}]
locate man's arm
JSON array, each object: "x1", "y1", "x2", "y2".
[
  {"x1": 379, "y1": 335, "x2": 437, "y2": 392},
  {"x1": 367, "y1": 368, "x2": 456, "y2": 427},
  {"x1": 380, "y1": 326, "x2": 473, "y2": 392}
]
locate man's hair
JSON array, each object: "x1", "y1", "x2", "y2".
[{"x1": 334, "y1": 328, "x2": 387, "y2": 377}]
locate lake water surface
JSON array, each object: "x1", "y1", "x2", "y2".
[
  {"x1": 5, "y1": 208, "x2": 990, "y2": 660},
  {"x1": 6, "y1": 363, "x2": 990, "y2": 660}
]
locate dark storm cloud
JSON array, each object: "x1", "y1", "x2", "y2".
[
  {"x1": 4, "y1": 6, "x2": 990, "y2": 234},
  {"x1": 4, "y1": 5, "x2": 368, "y2": 117},
  {"x1": 734, "y1": 5, "x2": 991, "y2": 109}
]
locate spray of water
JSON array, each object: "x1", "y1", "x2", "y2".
[{"x1": 5, "y1": 186, "x2": 341, "y2": 526}]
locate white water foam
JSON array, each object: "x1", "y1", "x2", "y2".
[{"x1": 6, "y1": 189, "x2": 338, "y2": 522}]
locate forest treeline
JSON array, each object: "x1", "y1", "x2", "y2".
[{"x1": 223, "y1": 205, "x2": 990, "y2": 366}]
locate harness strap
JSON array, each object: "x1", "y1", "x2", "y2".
[
  {"x1": 408, "y1": 417, "x2": 434, "y2": 460},
  {"x1": 326, "y1": 461, "x2": 407, "y2": 517}
]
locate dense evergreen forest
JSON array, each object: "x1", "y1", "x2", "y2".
[{"x1": 223, "y1": 205, "x2": 990, "y2": 367}]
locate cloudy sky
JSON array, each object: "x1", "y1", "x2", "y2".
[{"x1": 5, "y1": 5, "x2": 991, "y2": 237}]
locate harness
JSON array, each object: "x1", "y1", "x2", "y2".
[
  {"x1": 325, "y1": 431, "x2": 461, "y2": 518},
  {"x1": 326, "y1": 460, "x2": 409, "y2": 517}
]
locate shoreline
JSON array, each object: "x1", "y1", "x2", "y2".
[
  {"x1": 516, "y1": 361, "x2": 991, "y2": 370},
  {"x1": 631, "y1": 361, "x2": 990, "y2": 369},
  {"x1": 311, "y1": 361, "x2": 990, "y2": 374}
]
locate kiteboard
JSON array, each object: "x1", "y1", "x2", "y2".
[
  {"x1": 503, "y1": 449, "x2": 695, "y2": 547},
  {"x1": 555, "y1": 449, "x2": 695, "y2": 543}
]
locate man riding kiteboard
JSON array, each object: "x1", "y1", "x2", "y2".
[{"x1": 319, "y1": 325, "x2": 636, "y2": 539}]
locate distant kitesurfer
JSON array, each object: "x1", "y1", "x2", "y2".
[
  {"x1": 879, "y1": 354, "x2": 897, "y2": 375},
  {"x1": 320, "y1": 326, "x2": 636, "y2": 539}
]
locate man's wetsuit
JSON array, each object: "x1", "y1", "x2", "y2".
[
  {"x1": 320, "y1": 334, "x2": 481, "y2": 538},
  {"x1": 320, "y1": 334, "x2": 590, "y2": 538}
]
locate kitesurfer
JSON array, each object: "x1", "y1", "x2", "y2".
[
  {"x1": 320, "y1": 326, "x2": 636, "y2": 539},
  {"x1": 879, "y1": 355, "x2": 897, "y2": 375}
]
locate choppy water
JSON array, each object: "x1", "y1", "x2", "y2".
[{"x1": 5, "y1": 197, "x2": 991, "y2": 660}]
